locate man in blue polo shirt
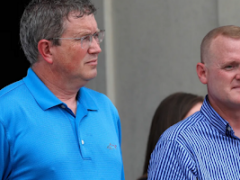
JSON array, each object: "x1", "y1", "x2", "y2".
[
  {"x1": 148, "y1": 25, "x2": 240, "y2": 179},
  {"x1": 0, "y1": 0, "x2": 125, "y2": 179}
]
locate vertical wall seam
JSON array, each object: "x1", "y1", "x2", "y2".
[
  {"x1": 217, "y1": 0, "x2": 220, "y2": 26},
  {"x1": 103, "y1": 0, "x2": 116, "y2": 105}
]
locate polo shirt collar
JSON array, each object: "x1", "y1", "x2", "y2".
[
  {"x1": 23, "y1": 68, "x2": 62, "y2": 110},
  {"x1": 77, "y1": 87, "x2": 98, "y2": 111},
  {"x1": 23, "y1": 68, "x2": 98, "y2": 111},
  {"x1": 201, "y1": 95, "x2": 230, "y2": 135}
]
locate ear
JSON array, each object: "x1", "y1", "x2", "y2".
[
  {"x1": 196, "y1": 62, "x2": 208, "y2": 84},
  {"x1": 38, "y1": 39, "x2": 54, "y2": 64}
]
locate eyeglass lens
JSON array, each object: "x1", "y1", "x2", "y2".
[{"x1": 81, "y1": 31, "x2": 104, "y2": 49}]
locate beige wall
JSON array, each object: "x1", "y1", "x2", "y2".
[{"x1": 88, "y1": 0, "x2": 239, "y2": 179}]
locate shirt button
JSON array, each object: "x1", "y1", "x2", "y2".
[
  {"x1": 61, "y1": 104, "x2": 66, "y2": 109},
  {"x1": 81, "y1": 140, "x2": 85, "y2": 145},
  {"x1": 227, "y1": 127, "x2": 231, "y2": 131}
]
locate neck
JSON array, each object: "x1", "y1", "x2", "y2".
[
  {"x1": 225, "y1": 114, "x2": 240, "y2": 138},
  {"x1": 208, "y1": 98, "x2": 240, "y2": 138},
  {"x1": 32, "y1": 63, "x2": 84, "y2": 114}
]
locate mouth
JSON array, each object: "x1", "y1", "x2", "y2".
[
  {"x1": 86, "y1": 59, "x2": 98, "y2": 66},
  {"x1": 232, "y1": 86, "x2": 240, "y2": 89}
]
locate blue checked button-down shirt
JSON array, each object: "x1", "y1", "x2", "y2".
[{"x1": 148, "y1": 96, "x2": 240, "y2": 180}]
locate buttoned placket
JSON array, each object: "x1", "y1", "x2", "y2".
[
  {"x1": 60, "y1": 103, "x2": 85, "y2": 154},
  {"x1": 59, "y1": 101, "x2": 93, "y2": 160},
  {"x1": 226, "y1": 124, "x2": 240, "y2": 177}
]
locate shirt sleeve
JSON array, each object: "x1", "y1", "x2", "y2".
[
  {"x1": 116, "y1": 113, "x2": 125, "y2": 180},
  {"x1": 113, "y1": 108, "x2": 125, "y2": 180},
  {"x1": 148, "y1": 139, "x2": 197, "y2": 180},
  {"x1": 0, "y1": 122, "x2": 10, "y2": 180}
]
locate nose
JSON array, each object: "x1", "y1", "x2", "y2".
[
  {"x1": 88, "y1": 38, "x2": 102, "y2": 54},
  {"x1": 236, "y1": 67, "x2": 240, "y2": 80},
  {"x1": 236, "y1": 73, "x2": 240, "y2": 80}
]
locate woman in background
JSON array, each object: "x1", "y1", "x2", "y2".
[{"x1": 137, "y1": 92, "x2": 204, "y2": 180}]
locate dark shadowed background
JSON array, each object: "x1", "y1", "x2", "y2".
[{"x1": 0, "y1": 1, "x2": 31, "y2": 89}]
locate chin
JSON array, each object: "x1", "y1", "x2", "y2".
[{"x1": 86, "y1": 72, "x2": 98, "y2": 80}]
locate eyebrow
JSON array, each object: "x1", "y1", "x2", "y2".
[
  {"x1": 219, "y1": 61, "x2": 239, "y2": 67},
  {"x1": 223, "y1": 60, "x2": 239, "y2": 64},
  {"x1": 73, "y1": 29, "x2": 100, "y2": 37}
]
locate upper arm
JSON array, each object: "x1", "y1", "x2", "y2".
[
  {"x1": 108, "y1": 98, "x2": 122, "y2": 146},
  {"x1": 116, "y1": 113, "x2": 122, "y2": 146},
  {"x1": 0, "y1": 122, "x2": 11, "y2": 180},
  {"x1": 148, "y1": 139, "x2": 197, "y2": 180}
]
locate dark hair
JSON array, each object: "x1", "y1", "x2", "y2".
[
  {"x1": 142, "y1": 92, "x2": 204, "y2": 176},
  {"x1": 20, "y1": 0, "x2": 96, "y2": 65}
]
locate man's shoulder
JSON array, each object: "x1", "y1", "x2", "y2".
[
  {"x1": 160, "y1": 111, "x2": 205, "y2": 142},
  {"x1": 0, "y1": 80, "x2": 29, "y2": 123},
  {"x1": 0, "y1": 80, "x2": 26, "y2": 100}
]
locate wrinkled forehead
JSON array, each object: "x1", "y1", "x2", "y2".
[
  {"x1": 62, "y1": 13, "x2": 97, "y2": 35},
  {"x1": 63, "y1": 10, "x2": 87, "y2": 24},
  {"x1": 62, "y1": 11, "x2": 85, "y2": 25}
]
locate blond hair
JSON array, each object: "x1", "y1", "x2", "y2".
[{"x1": 201, "y1": 25, "x2": 240, "y2": 64}]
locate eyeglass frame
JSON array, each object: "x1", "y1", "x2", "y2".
[{"x1": 48, "y1": 30, "x2": 105, "y2": 49}]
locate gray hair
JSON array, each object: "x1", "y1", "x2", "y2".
[{"x1": 20, "y1": 0, "x2": 96, "y2": 65}]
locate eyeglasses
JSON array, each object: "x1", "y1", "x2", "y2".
[{"x1": 50, "y1": 30, "x2": 105, "y2": 49}]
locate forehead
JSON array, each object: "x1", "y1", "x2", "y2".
[
  {"x1": 63, "y1": 13, "x2": 98, "y2": 35},
  {"x1": 209, "y1": 36, "x2": 240, "y2": 64}
]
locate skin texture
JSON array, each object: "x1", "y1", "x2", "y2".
[
  {"x1": 33, "y1": 13, "x2": 102, "y2": 114},
  {"x1": 183, "y1": 102, "x2": 202, "y2": 119},
  {"x1": 49, "y1": 14, "x2": 101, "y2": 86},
  {"x1": 197, "y1": 35, "x2": 240, "y2": 137}
]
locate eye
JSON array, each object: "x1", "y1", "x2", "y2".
[
  {"x1": 93, "y1": 32, "x2": 99, "y2": 38},
  {"x1": 81, "y1": 35, "x2": 91, "y2": 42},
  {"x1": 74, "y1": 37, "x2": 82, "y2": 41},
  {"x1": 225, "y1": 65, "x2": 233, "y2": 70},
  {"x1": 224, "y1": 64, "x2": 238, "y2": 71},
  {"x1": 93, "y1": 32, "x2": 101, "y2": 43}
]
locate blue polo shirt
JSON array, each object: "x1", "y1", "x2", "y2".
[{"x1": 0, "y1": 68, "x2": 125, "y2": 180}]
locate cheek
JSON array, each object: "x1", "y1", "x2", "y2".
[
  {"x1": 209, "y1": 70, "x2": 225, "y2": 82},
  {"x1": 207, "y1": 72, "x2": 224, "y2": 94},
  {"x1": 210, "y1": 72, "x2": 234, "y2": 93},
  {"x1": 53, "y1": 43, "x2": 88, "y2": 72},
  {"x1": 67, "y1": 46, "x2": 88, "y2": 66}
]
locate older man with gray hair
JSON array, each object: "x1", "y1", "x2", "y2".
[{"x1": 0, "y1": 0, "x2": 125, "y2": 179}]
